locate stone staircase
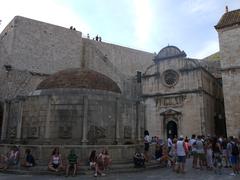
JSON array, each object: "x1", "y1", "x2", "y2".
[{"x1": 0, "y1": 160, "x2": 162, "y2": 176}]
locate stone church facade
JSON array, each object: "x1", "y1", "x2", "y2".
[
  {"x1": 0, "y1": 8, "x2": 239, "y2": 144},
  {"x1": 142, "y1": 46, "x2": 224, "y2": 139}
]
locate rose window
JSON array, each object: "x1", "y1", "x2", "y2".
[{"x1": 163, "y1": 70, "x2": 179, "y2": 87}]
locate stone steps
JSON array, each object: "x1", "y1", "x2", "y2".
[{"x1": 0, "y1": 160, "x2": 162, "y2": 176}]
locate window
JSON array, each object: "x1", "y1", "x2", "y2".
[{"x1": 163, "y1": 70, "x2": 179, "y2": 87}]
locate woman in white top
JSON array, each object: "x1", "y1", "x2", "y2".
[
  {"x1": 48, "y1": 147, "x2": 63, "y2": 172},
  {"x1": 144, "y1": 130, "x2": 150, "y2": 162}
]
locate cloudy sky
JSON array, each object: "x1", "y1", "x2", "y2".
[{"x1": 0, "y1": 0, "x2": 239, "y2": 59}]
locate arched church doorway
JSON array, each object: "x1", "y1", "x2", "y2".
[{"x1": 167, "y1": 121, "x2": 177, "y2": 139}]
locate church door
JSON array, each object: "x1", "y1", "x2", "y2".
[{"x1": 167, "y1": 121, "x2": 177, "y2": 139}]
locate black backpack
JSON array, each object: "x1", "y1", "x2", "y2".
[{"x1": 231, "y1": 143, "x2": 239, "y2": 156}]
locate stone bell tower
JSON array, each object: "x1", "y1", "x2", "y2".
[{"x1": 215, "y1": 7, "x2": 240, "y2": 137}]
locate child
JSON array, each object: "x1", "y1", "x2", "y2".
[
  {"x1": 155, "y1": 144, "x2": 162, "y2": 161},
  {"x1": 66, "y1": 149, "x2": 78, "y2": 177},
  {"x1": 89, "y1": 150, "x2": 97, "y2": 170},
  {"x1": 22, "y1": 149, "x2": 35, "y2": 167},
  {"x1": 212, "y1": 138, "x2": 222, "y2": 174},
  {"x1": 159, "y1": 144, "x2": 173, "y2": 168},
  {"x1": 133, "y1": 148, "x2": 145, "y2": 168},
  {"x1": 206, "y1": 141, "x2": 213, "y2": 170}
]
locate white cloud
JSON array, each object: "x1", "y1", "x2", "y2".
[
  {"x1": 193, "y1": 40, "x2": 219, "y2": 59},
  {"x1": 0, "y1": 0, "x2": 91, "y2": 34},
  {"x1": 132, "y1": 0, "x2": 154, "y2": 48}
]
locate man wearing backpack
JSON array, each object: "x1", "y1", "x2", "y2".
[{"x1": 229, "y1": 137, "x2": 239, "y2": 176}]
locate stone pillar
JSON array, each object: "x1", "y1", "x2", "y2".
[
  {"x1": 136, "y1": 101, "x2": 141, "y2": 142},
  {"x1": 81, "y1": 96, "x2": 88, "y2": 144},
  {"x1": 16, "y1": 100, "x2": 23, "y2": 140},
  {"x1": 144, "y1": 104, "x2": 147, "y2": 132},
  {"x1": 178, "y1": 115, "x2": 182, "y2": 136},
  {"x1": 200, "y1": 93, "x2": 206, "y2": 135},
  {"x1": 1, "y1": 101, "x2": 10, "y2": 140},
  {"x1": 163, "y1": 116, "x2": 166, "y2": 140},
  {"x1": 159, "y1": 115, "x2": 164, "y2": 138},
  {"x1": 44, "y1": 98, "x2": 52, "y2": 141},
  {"x1": 115, "y1": 98, "x2": 120, "y2": 143}
]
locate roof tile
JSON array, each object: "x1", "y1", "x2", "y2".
[{"x1": 215, "y1": 9, "x2": 240, "y2": 29}]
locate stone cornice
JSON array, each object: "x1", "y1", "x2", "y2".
[
  {"x1": 221, "y1": 66, "x2": 240, "y2": 71},
  {"x1": 142, "y1": 88, "x2": 219, "y2": 99}
]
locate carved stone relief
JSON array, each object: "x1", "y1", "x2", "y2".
[
  {"x1": 59, "y1": 126, "x2": 72, "y2": 138},
  {"x1": 87, "y1": 125, "x2": 106, "y2": 140},
  {"x1": 28, "y1": 126, "x2": 40, "y2": 138},
  {"x1": 8, "y1": 127, "x2": 16, "y2": 138},
  {"x1": 156, "y1": 95, "x2": 186, "y2": 108}
]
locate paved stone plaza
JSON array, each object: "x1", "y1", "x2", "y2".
[{"x1": 0, "y1": 159, "x2": 239, "y2": 180}]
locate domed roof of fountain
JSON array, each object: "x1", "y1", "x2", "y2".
[{"x1": 36, "y1": 68, "x2": 121, "y2": 93}]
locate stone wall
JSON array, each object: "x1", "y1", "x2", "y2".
[
  {"x1": 83, "y1": 39, "x2": 153, "y2": 77},
  {"x1": 0, "y1": 16, "x2": 83, "y2": 74},
  {"x1": 217, "y1": 26, "x2": 240, "y2": 137},
  {"x1": 0, "y1": 16, "x2": 153, "y2": 101},
  {"x1": 2, "y1": 89, "x2": 144, "y2": 145},
  {"x1": 0, "y1": 68, "x2": 47, "y2": 101}
]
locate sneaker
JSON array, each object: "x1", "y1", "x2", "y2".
[
  {"x1": 94, "y1": 173, "x2": 97, "y2": 177},
  {"x1": 229, "y1": 173, "x2": 236, "y2": 176},
  {"x1": 101, "y1": 173, "x2": 106, "y2": 176}
]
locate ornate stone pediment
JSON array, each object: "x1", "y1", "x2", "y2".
[{"x1": 160, "y1": 108, "x2": 181, "y2": 116}]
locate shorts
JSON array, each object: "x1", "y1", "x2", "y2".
[
  {"x1": 231, "y1": 155, "x2": 239, "y2": 165},
  {"x1": 69, "y1": 163, "x2": 76, "y2": 168},
  {"x1": 192, "y1": 151, "x2": 197, "y2": 157},
  {"x1": 90, "y1": 162, "x2": 96, "y2": 169},
  {"x1": 144, "y1": 143, "x2": 149, "y2": 151},
  {"x1": 52, "y1": 163, "x2": 60, "y2": 169},
  {"x1": 197, "y1": 153, "x2": 205, "y2": 160},
  {"x1": 8, "y1": 159, "x2": 18, "y2": 166},
  {"x1": 177, "y1": 156, "x2": 186, "y2": 163}
]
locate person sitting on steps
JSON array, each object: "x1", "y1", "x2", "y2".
[
  {"x1": 133, "y1": 148, "x2": 145, "y2": 168},
  {"x1": 21, "y1": 149, "x2": 35, "y2": 167},
  {"x1": 65, "y1": 149, "x2": 78, "y2": 177},
  {"x1": 48, "y1": 147, "x2": 63, "y2": 172},
  {"x1": 0, "y1": 146, "x2": 20, "y2": 170}
]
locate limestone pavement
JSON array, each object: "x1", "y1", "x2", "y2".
[{"x1": 0, "y1": 159, "x2": 239, "y2": 180}]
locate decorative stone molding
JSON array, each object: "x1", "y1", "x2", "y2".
[{"x1": 156, "y1": 95, "x2": 186, "y2": 108}]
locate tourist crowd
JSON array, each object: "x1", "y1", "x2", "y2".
[{"x1": 140, "y1": 132, "x2": 240, "y2": 176}]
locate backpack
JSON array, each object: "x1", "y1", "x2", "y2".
[{"x1": 231, "y1": 143, "x2": 239, "y2": 156}]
